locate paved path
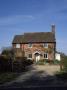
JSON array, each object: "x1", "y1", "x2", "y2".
[{"x1": 0, "y1": 64, "x2": 67, "y2": 89}]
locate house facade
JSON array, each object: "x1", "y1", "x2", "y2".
[{"x1": 12, "y1": 25, "x2": 56, "y2": 62}]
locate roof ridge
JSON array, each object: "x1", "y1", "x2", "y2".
[{"x1": 24, "y1": 32, "x2": 52, "y2": 35}]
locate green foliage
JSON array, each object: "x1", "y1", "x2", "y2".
[
  {"x1": 0, "y1": 55, "x2": 12, "y2": 72},
  {"x1": 36, "y1": 59, "x2": 46, "y2": 65},
  {"x1": 62, "y1": 56, "x2": 67, "y2": 72},
  {"x1": 13, "y1": 57, "x2": 33, "y2": 72},
  {"x1": 0, "y1": 72, "x2": 19, "y2": 84},
  {"x1": 15, "y1": 57, "x2": 33, "y2": 65},
  {"x1": 0, "y1": 54, "x2": 33, "y2": 72},
  {"x1": 53, "y1": 55, "x2": 67, "y2": 83},
  {"x1": 55, "y1": 72, "x2": 67, "y2": 82},
  {"x1": 1, "y1": 49, "x2": 33, "y2": 72},
  {"x1": 53, "y1": 59, "x2": 60, "y2": 65},
  {"x1": 1, "y1": 49, "x2": 14, "y2": 60}
]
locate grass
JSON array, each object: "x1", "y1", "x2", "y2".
[
  {"x1": 55, "y1": 71, "x2": 67, "y2": 82},
  {"x1": 0, "y1": 72, "x2": 20, "y2": 84},
  {"x1": 54, "y1": 57, "x2": 67, "y2": 83}
]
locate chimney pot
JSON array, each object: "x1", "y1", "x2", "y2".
[{"x1": 51, "y1": 24, "x2": 55, "y2": 34}]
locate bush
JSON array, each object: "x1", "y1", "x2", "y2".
[
  {"x1": 0, "y1": 54, "x2": 33, "y2": 72},
  {"x1": 24, "y1": 59, "x2": 33, "y2": 66},
  {"x1": 36, "y1": 59, "x2": 46, "y2": 65},
  {"x1": 15, "y1": 57, "x2": 33, "y2": 65},
  {"x1": 13, "y1": 60, "x2": 24, "y2": 72},
  {"x1": 0, "y1": 49, "x2": 15, "y2": 72},
  {"x1": 1, "y1": 49, "x2": 14, "y2": 59},
  {"x1": 0, "y1": 55, "x2": 12, "y2": 72},
  {"x1": 53, "y1": 59, "x2": 60, "y2": 65},
  {"x1": 12, "y1": 57, "x2": 33, "y2": 72},
  {"x1": 62, "y1": 56, "x2": 67, "y2": 72}
]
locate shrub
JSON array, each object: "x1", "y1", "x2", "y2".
[
  {"x1": 53, "y1": 59, "x2": 60, "y2": 65},
  {"x1": 13, "y1": 60, "x2": 24, "y2": 72},
  {"x1": 0, "y1": 55, "x2": 12, "y2": 72},
  {"x1": 0, "y1": 49, "x2": 15, "y2": 72},
  {"x1": 1, "y1": 49, "x2": 14, "y2": 59},
  {"x1": 62, "y1": 56, "x2": 67, "y2": 72},
  {"x1": 24, "y1": 59, "x2": 33, "y2": 66},
  {"x1": 36, "y1": 59, "x2": 46, "y2": 65},
  {"x1": 13, "y1": 57, "x2": 33, "y2": 72},
  {"x1": 0, "y1": 53, "x2": 33, "y2": 72},
  {"x1": 15, "y1": 57, "x2": 33, "y2": 65}
]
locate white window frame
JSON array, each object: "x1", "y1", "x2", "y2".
[
  {"x1": 44, "y1": 53, "x2": 48, "y2": 59},
  {"x1": 16, "y1": 44, "x2": 20, "y2": 48},
  {"x1": 28, "y1": 43, "x2": 32, "y2": 48},
  {"x1": 43, "y1": 43, "x2": 48, "y2": 48}
]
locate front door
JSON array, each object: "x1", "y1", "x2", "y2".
[{"x1": 35, "y1": 55, "x2": 40, "y2": 62}]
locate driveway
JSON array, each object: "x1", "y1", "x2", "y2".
[{"x1": 1, "y1": 64, "x2": 66, "y2": 89}]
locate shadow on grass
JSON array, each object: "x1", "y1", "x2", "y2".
[
  {"x1": 56, "y1": 72, "x2": 67, "y2": 82},
  {"x1": 0, "y1": 64, "x2": 34, "y2": 85},
  {"x1": 0, "y1": 65, "x2": 67, "y2": 89},
  {"x1": 2, "y1": 71, "x2": 67, "y2": 87}
]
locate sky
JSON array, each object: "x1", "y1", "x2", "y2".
[{"x1": 0, "y1": 0, "x2": 67, "y2": 54}]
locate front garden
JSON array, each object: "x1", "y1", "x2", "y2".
[
  {"x1": 35, "y1": 59, "x2": 60, "y2": 65},
  {"x1": 0, "y1": 48, "x2": 67, "y2": 85}
]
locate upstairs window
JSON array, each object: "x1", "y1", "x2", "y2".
[
  {"x1": 28, "y1": 43, "x2": 32, "y2": 48},
  {"x1": 43, "y1": 43, "x2": 48, "y2": 48},
  {"x1": 16, "y1": 44, "x2": 20, "y2": 48},
  {"x1": 44, "y1": 53, "x2": 48, "y2": 59}
]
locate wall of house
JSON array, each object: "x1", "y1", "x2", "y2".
[
  {"x1": 23, "y1": 43, "x2": 54, "y2": 60},
  {"x1": 13, "y1": 43, "x2": 55, "y2": 60}
]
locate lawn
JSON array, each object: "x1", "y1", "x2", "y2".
[{"x1": 0, "y1": 72, "x2": 20, "y2": 84}]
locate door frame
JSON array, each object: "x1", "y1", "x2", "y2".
[{"x1": 33, "y1": 51, "x2": 41, "y2": 62}]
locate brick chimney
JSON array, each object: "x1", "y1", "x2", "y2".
[{"x1": 51, "y1": 24, "x2": 55, "y2": 34}]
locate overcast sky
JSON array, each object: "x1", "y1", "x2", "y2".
[{"x1": 0, "y1": 0, "x2": 67, "y2": 54}]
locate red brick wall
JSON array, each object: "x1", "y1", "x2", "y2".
[
  {"x1": 24, "y1": 43, "x2": 55, "y2": 60},
  {"x1": 13, "y1": 43, "x2": 55, "y2": 60}
]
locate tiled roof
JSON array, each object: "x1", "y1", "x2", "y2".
[{"x1": 12, "y1": 32, "x2": 56, "y2": 44}]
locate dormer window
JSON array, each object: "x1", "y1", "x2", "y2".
[
  {"x1": 28, "y1": 43, "x2": 32, "y2": 48},
  {"x1": 16, "y1": 44, "x2": 20, "y2": 48},
  {"x1": 43, "y1": 43, "x2": 48, "y2": 48}
]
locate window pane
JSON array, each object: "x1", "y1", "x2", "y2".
[
  {"x1": 29, "y1": 54, "x2": 32, "y2": 58},
  {"x1": 44, "y1": 53, "x2": 48, "y2": 59},
  {"x1": 43, "y1": 43, "x2": 48, "y2": 48},
  {"x1": 16, "y1": 44, "x2": 20, "y2": 48},
  {"x1": 28, "y1": 43, "x2": 32, "y2": 47}
]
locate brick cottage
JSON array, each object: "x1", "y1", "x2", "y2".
[{"x1": 12, "y1": 25, "x2": 56, "y2": 62}]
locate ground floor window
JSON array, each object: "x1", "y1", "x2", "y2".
[
  {"x1": 44, "y1": 53, "x2": 48, "y2": 59},
  {"x1": 28, "y1": 54, "x2": 32, "y2": 58}
]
